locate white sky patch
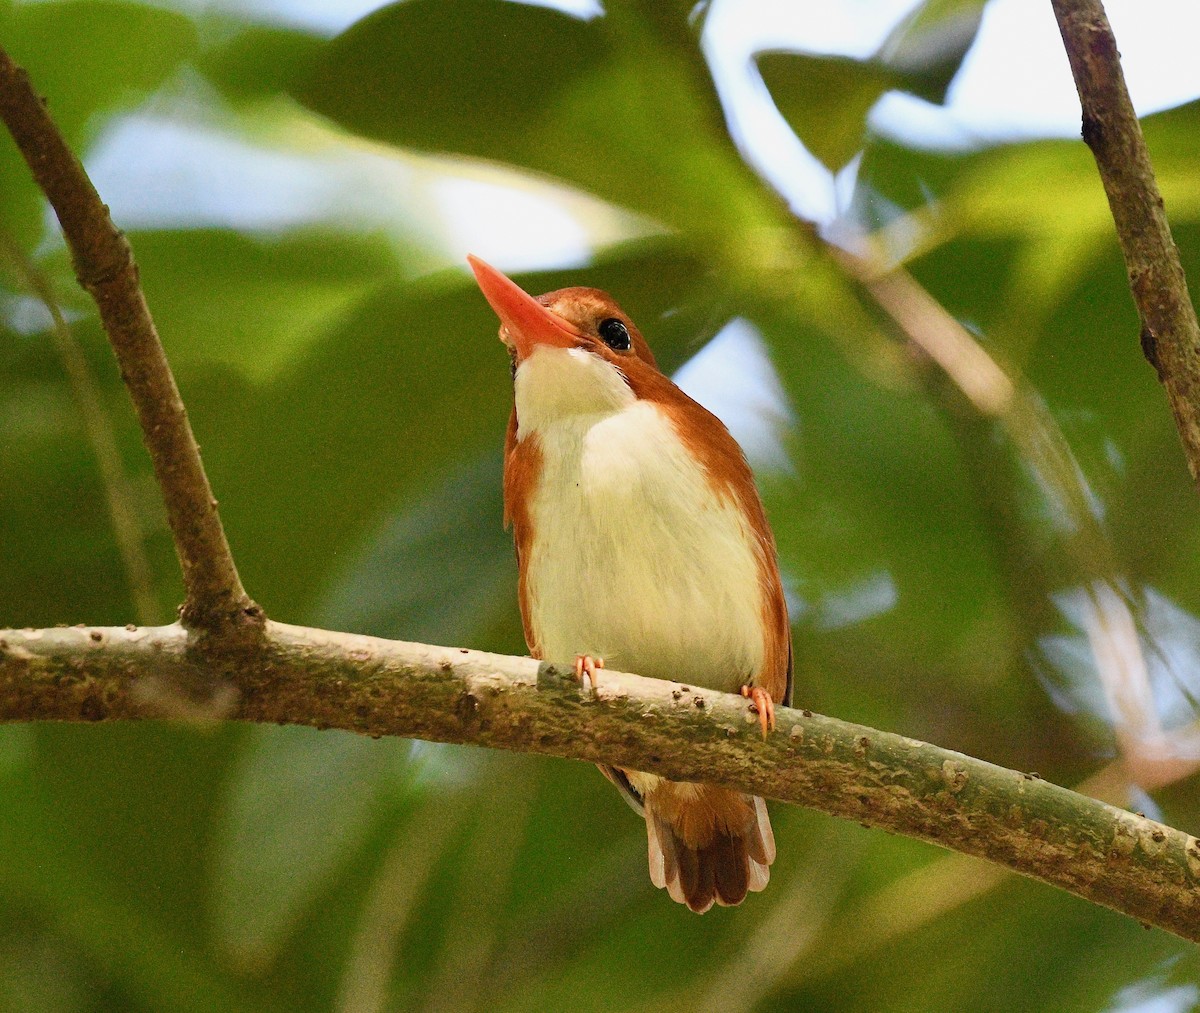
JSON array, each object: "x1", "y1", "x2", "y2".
[
  {"x1": 702, "y1": 0, "x2": 893, "y2": 224},
  {"x1": 1106, "y1": 980, "x2": 1200, "y2": 1013},
  {"x1": 0, "y1": 293, "x2": 55, "y2": 336},
  {"x1": 430, "y1": 177, "x2": 593, "y2": 272},
  {"x1": 1040, "y1": 583, "x2": 1200, "y2": 752},
  {"x1": 873, "y1": 0, "x2": 1200, "y2": 149},
  {"x1": 703, "y1": 0, "x2": 1200, "y2": 222},
  {"x1": 77, "y1": 103, "x2": 641, "y2": 279},
  {"x1": 1137, "y1": 588, "x2": 1200, "y2": 732},
  {"x1": 56, "y1": 0, "x2": 601, "y2": 35},
  {"x1": 79, "y1": 90, "x2": 649, "y2": 274},
  {"x1": 710, "y1": 0, "x2": 924, "y2": 62},
  {"x1": 84, "y1": 111, "x2": 425, "y2": 237},
  {"x1": 815, "y1": 570, "x2": 899, "y2": 630},
  {"x1": 189, "y1": 0, "x2": 385, "y2": 32},
  {"x1": 672, "y1": 317, "x2": 795, "y2": 474},
  {"x1": 17, "y1": 0, "x2": 388, "y2": 34},
  {"x1": 428, "y1": 174, "x2": 652, "y2": 273}
]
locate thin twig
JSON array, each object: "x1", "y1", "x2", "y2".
[
  {"x1": 0, "y1": 234, "x2": 159, "y2": 625},
  {"x1": 333, "y1": 807, "x2": 460, "y2": 1013},
  {"x1": 0, "y1": 45, "x2": 259, "y2": 635},
  {"x1": 840, "y1": 251, "x2": 1015, "y2": 417},
  {"x1": 839, "y1": 245, "x2": 1193, "y2": 794},
  {"x1": 423, "y1": 777, "x2": 532, "y2": 1013},
  {"x1": 1051, "y1": 0, "x2": 1200, "y2": 488},
  {"x1": 1, "y1": 621, "x2": 1199, "y2": 942}
]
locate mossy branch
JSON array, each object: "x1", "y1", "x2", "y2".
[
  {"x1": 2, "y1": 621, "x2": 1199, "y2": 941},
  {"x1": 1, "y1": 22, "x2": 1198, "y2": 949}
]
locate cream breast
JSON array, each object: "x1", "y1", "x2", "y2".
[{"x1": 513, "y1": 345, "x2": 765, "y2": 692}]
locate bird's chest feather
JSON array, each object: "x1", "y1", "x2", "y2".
[{"x1": 519, "y1": 399, "x2": 764, "y2": 692}]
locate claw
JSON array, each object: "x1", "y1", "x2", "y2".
[
  {"x1": 741, "y1": 684, "x2": 775, "y2": 739},
  {"x1": 574, "y1": 654, "x2": 604, "y2": 695}
]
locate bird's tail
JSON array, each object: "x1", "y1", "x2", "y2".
[{"x1": 642, "y1": 780, "x2": 775, "y2": 914}]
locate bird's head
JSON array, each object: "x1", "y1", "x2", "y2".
[
  {"x1": 468, "y1": 255, "x2": 664, "y2": 431},
  {"x1": 468, "y1": 254, "x2": 658, "y2": 369}
]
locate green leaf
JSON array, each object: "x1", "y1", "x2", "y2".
[
  {"x1": 299, "y1": 0, "x2": 599, "y2": 164},
  {"x1": 317, "y1": 451, "x2": 518, "y2": 647},
  {"x1": 0, "y1": 315, "x2": 175, "y2": 626},
  {"x1": 0, "y1": 1, "x2": 197, "y2": 247},
  {"x1": 756, "y1": 52, "x2": 902, "y2": 171},
  {"x1": 757, "y1": 0, "x2": 984, "y2": 170},
  {"x1": 197, "y1": 24, "x2": 324, "y2": 102},
  {"x1": 2, "y1": 725, "x2": 271, "y2": 1012},
  {"x1": 129, "y1": 228, "x2": 408, "y2": 382},
  {"x1": 293, "y1": 0, "x2": 784, "y2": 241},
  {"x1": 876, "y1": 0, "x2": 986, "y2": 102},
  {"x1": 2, "y1": 1, "x2": 196, "y2": 142},
  {"x1": 757, "y1": 305, "x2": 1011, "y2": 699},
  {"x1": 210, "y1": 726, "x2": 410, "y2": 972}
]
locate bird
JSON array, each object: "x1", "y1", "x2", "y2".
[{"x1": 468, "y1": 255, "x2": 792, "y2": 914}]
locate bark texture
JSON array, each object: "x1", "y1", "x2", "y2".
[
  {"x1": 3, "y1": 622, "x2": 1199, "y2": 941},
  {"x1": 1052, "y1": 0, "x2": 1200, "y2": 487}
]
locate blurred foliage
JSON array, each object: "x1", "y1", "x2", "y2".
[
  {"x1": 2, "y1": 0, "x2": 1200, "y2": 1010},
  {"x1": 757, "y1": 0, "x2": 981, "y2": 169}
]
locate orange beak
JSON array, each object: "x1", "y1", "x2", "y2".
[{"x1": 467, "y1": 255, "x2": 585, "y2": 362}]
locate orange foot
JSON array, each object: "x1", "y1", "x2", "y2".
[
  {"x1": 741, "y1": 684, "x2": 776, "y2": 739},
  {"x1": 574, "y1": 654, "x2": 604, "y2": 695}
]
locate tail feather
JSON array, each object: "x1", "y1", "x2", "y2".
[
  {"x1": 674, "y1": 842, "x2": 711, "y2": 911},
  {"x1": 710, "y1": 833, "x2": 749, "y2": 905},
  {"x1": 638, "y1": 778, "x2": 776, "y2": 914},
  {"x1": 747, "y1": 795, "x2": 776, "y2": 866},
  {"x1": 645, "y1": 802, "x2": 671, "y2": 889},
  {"x1": 747, "y1": 856, "x2": 770, "y2": 893}
]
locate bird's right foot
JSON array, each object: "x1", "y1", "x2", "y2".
[{"x1": 574, "y1": 654, "x2": 604, "y2": 695}]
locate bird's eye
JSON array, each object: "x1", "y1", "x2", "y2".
[{"x1": 597, "y1": 318, "x2": 631, "y2": 352}]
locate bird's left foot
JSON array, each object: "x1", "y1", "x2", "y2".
[
  {"x1": 574, "y1": 654, "x2": 604, "y2": 695},
  {"x1": 741, "y1": 685, "x2": 776, "y2": 739}
]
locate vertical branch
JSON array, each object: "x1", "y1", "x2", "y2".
[
  {"x1": 1051, "y1": 0, "x2": 1200, "y2": 489},
  {"x1": 0, "y1": 46, "x2": 260, "y2": 635}
]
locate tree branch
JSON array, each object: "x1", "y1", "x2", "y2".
[
  {"x1": 1051, "y1": 0, "x2": 1200, "y2": 488},
  {"x1": 2, "y1": 622, "x2": 1198, "y2": 941},
  {"x1": 0, "y1": 45, "x2": 259, "y2": 635},
  {"x1": 2, "y1": 24, "x2": 1196, "y2": 950}
]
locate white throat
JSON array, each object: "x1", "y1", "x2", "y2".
[{"x1": 513, "y1": 346, "x2": 635, "y2": 439}]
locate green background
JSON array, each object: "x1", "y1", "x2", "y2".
[{"x1": 2, "y1": 0, "x2": 1200, "y2": 1009}]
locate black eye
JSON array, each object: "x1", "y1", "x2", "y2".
[{"x1": 597, "y1": 318, "x2": 631, "y2": 351}]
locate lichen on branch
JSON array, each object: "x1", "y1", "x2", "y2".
[{"x1": 2, "y1": 621, "x2": 1199, "y2": 942}]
